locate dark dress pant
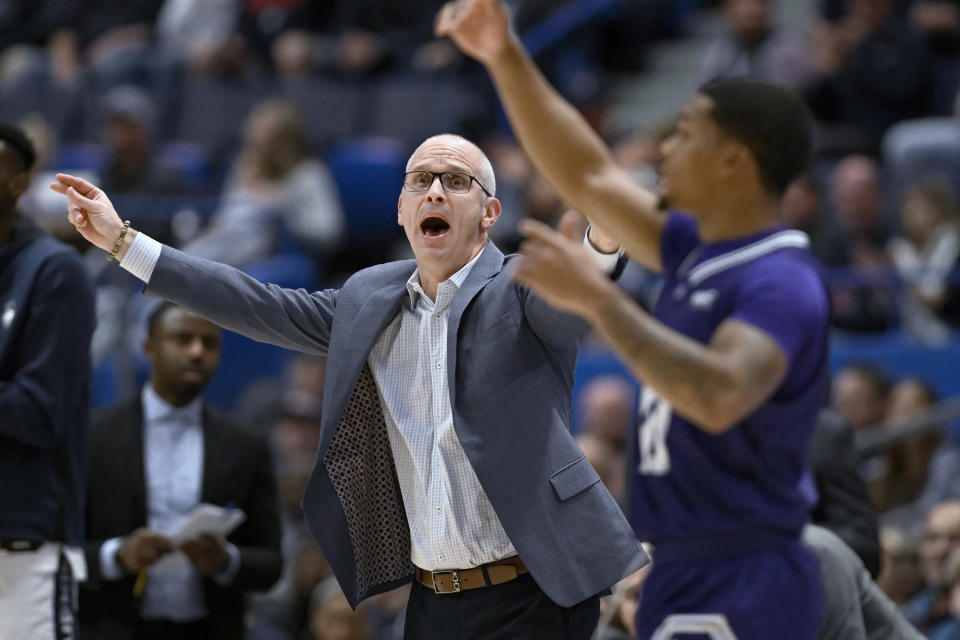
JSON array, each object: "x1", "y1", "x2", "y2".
[{"x1": 404, "y1": 572, "x2": 600, "y2": 640}]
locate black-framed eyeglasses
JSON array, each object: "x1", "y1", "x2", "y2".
[{"x1": 402, "y1": 171, "x2": 493, "y2": 197}]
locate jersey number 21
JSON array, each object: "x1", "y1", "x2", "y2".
[{"x1": 638, "y1": 386, "x2": 672, "y2": 475}]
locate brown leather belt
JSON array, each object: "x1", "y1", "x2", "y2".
[{"x1": 415, "y1": 555, "x2": 529, "y2": 594}]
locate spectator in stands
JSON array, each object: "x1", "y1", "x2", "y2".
[
  {"x1": 154, "y1": 0, "x2": 246, "y2": 78},
  {"x1": 699, "y1": 0, "x2": 815, "y2": 91},
  {"x1": 0, "y1": 1, "x2": 77, "y2": 87},
  {"x1": 577, "y1": 375, "x2": 635, "y2": 450},
  {"x1": 903, "y1": 500, "x2": 960, "y2": 634},
  {"x1": 831, "y1": 363, "x2": 892, "y2": 431},
  {"x1": 184, "y1": 98, "x2": 344, "y2": 268},
  {"x1": 308, "y1": 578, "x2": 371, "y2": 640},
  {"x1": 822, "y1": 155, "x2": 896, "y2": 332},
  {"x1": 56, "y1": 0, "x2": 168, "y2": 88},
  {"x1": 806, "y1": 0, "x2": 932, "y2": 155},
  {"x1": 928, "y1": 548, "x2": 960, "y2": 639},
  {"x1": 889, "y1": 177, "x2": 960, "y2": 340},
  {"x1": 99, "y1": 85, "x2": 186, "y2": 195},
  {"x1": 877, "y1": 526, "x2": 926, "y2": 604},
  {"x1": 81, "y1": 302, "x2": 282, "y2": 640},
  {"x1": 883, "y1": 378, "x2": 960, "y2": 527},
  {"x1": 873, "y1": 378, "x2": 944, "y2": 511},
  {"x1": 823, "y1": 155, "x2": 890, "y2": 267},
  {"x1": 231, "y1": 0, "x2": 337, "y2": 75},
  {"x1": 304, "y1": 0, "x2": 450, "y2": 76}
]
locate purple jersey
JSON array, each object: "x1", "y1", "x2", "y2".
[{"x1": 631, "y1": 212, "x2": 829, "y2": 552}]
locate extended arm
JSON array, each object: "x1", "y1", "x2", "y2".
[
  {"x1": 52, "y1": 173, "x2": 338, "y2": 355},
  {"x1": 436, "y1": 0, "x2": 665, "y2": 270},
  {"x1": 513, "y1": 220, "x2": 787, "y2": 434}
]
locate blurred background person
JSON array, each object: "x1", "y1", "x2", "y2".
[
  {"x1": 699, "y1": 0, "x2": 815, "y2": 90},
  {"x1": 888, "y1": 177, "x2": 960, "y2": 342},
  {"x1": 876, "y1": 526, "x2": 926, "y2": 605},
  {"x1": 831, "y1": 363, "x2": 892, "y2": 432},
  {"x1": 184, "y1": 98, "x2": 344, "y2": 270},
  {"x1": 902, "y1": 500, "x2": 960, "y2": 635},
  {"x1": 81, "y1": 302, "x2": 282, "y2": 640}
]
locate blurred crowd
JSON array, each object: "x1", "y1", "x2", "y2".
[{"x1": 6, "y1": 0, "x2": 960, "y2": 638}]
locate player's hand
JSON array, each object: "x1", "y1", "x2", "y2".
[
  {"x1": 180, "y1": 534, "x2": 228, "y2": 576},
  {"x1": 117, "y1": 529, "x2": 173, "y2": 573},
  {"x1": 512, "y1": 218, "x2": 617, "y2": 318},
  {"x1": 49, "y1": 173, "x2": 124, "y2": 253},
  {"x1": 435, "y1": 0, "x2": 514, "y2": 66}
]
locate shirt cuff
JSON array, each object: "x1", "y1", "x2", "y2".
[
  {"x1": 119, "y1": 232, "x2": 163, "y2": 283},
  {"x1": 99, "y1": 537, "x2": 126, "y2": 581},
  {"x1": 212, "y1": 543, "x2": 241, "y2": 586},
  {"x1": 583, "y1": 226, "x2": 623, "y2": 274}
]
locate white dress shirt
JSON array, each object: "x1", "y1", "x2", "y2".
[{"x1": 120, "y1": 232, "x2": 620, "y2": 571}]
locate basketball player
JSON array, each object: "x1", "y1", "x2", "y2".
[{"x1": 438, "y1": 1, "x2": 828, "y2": 638}]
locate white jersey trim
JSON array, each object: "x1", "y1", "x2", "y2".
[{"x1": 686, "y1": 230, "x2": 810, "y2": 287}]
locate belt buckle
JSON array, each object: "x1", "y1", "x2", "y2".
[{"x1": 431, "y1": 570, "x2": 461, "y2": 594}]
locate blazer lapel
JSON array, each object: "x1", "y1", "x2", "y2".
[
  {"x1": 319, "y1": 283, "x2": 407, "y2": 452},
  {"x1": 446, "y1": 241, "x2": 503, "y2": 410}
]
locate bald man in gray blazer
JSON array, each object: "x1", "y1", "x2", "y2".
[{"x1": 55, "y1": 134, "x2": 645, "y2": 639}]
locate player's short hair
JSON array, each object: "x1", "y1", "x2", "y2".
[
  {"x1": 0, "y1": 124, "x2": 36, "y2": 172},
  {"x1": 699, "y1": 79, "x2": 813, "y2": 197}
]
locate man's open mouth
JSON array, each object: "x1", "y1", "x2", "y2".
[{"x1": 420, "y1": 216, "x2": 450, "y2": 237}]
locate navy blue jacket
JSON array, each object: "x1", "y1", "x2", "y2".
[{"x1": 0, "y1": 216, "x2": 94, "y2": 544}]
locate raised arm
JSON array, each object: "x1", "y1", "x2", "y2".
[
  {"x1": 436, "y1": 0, "x2": 665, "y2": 271},
  {"x1": 52, "y1": 173, "x2": 338, "y2": 355}
]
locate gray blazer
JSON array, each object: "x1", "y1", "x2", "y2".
[{"x1": 146, "y1": 240, "x2": 645, "y2": 608}]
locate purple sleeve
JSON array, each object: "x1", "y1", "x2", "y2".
[
  {"x1": 659, "y1": 213, "x2": 701, "y2": 277},
  {"x1": 729, "y1": 256, "x2": 828, "y2": 366}
]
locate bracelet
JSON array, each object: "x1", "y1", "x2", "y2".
[{"x1": 106, "y1": 220, "x2": 131, "y2": 262}]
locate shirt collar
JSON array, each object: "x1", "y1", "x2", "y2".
[
  {"x1": 405, "y1": 245, "x2": 486, "y2": 309},
  {"x1": 142, "y1": 383, "x2": 204, "y2": 426}
]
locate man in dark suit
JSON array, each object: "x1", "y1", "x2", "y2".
[
  {"x1": 56, "y1": 133, "x2": 645, "y2": 639},
  {"x1": 81, "y1": 302, "x2": 282, "y2": 640}
]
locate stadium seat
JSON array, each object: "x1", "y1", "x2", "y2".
[
  {"x1": 202, "y1": 254, "x2": 319, "y2": 410},
  {"x1": 366, "y1": 74, "x2": 480, "y2": 150},
  {"x1": 279, "y1": 77, "x2": 363, "y2": 151},
  {"x1": 882, "y1": 118, "x2": 960, "y2": 203},
  {"x1": 325, "y1": 137, "x2": 407, "y2": 266},
  {"x1": 174, "y1": 76, "x2": 271, "y2": 167}
]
